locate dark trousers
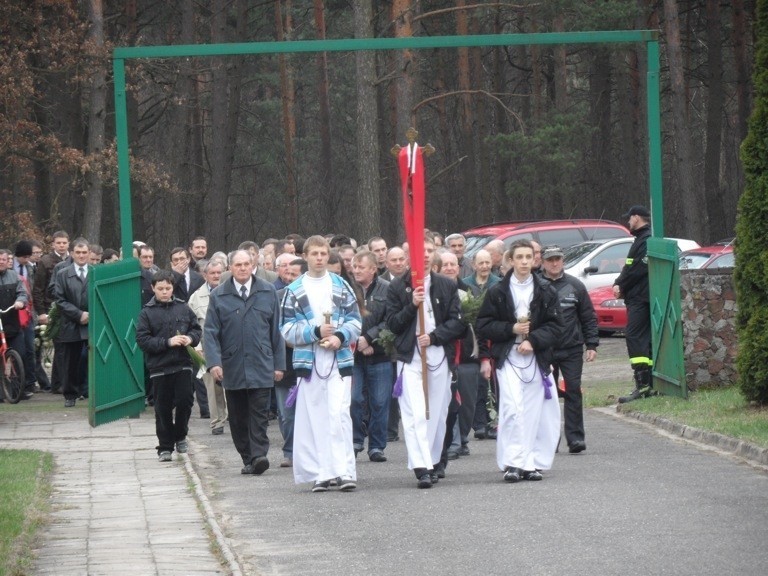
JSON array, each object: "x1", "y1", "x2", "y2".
[
  {"x1": 20, "y1": 323, "x2": 36, "y2": 390},
  {"x1": 387, "y1": 362, "x2": 400, "y2": 439},
  {"x1": 61, "y1": 340, "x2": 86, "y2": 401},
  {"x1": 225, "y1": 387, "x2": 271, "y2": 465},
  {"x1": 153, "y1": 370, "x2": 194, "y2": 454},
  {"x1": 551, "y1": 347, "x2": 585, "y2": 446},
  {"x1": 193, "y1": 376, "x2": 209, "y2": 417},
  {"x1": 625, "y1": 301, "x2": 652, "y2": 369},
  {"x1": 35, "y1": 334, "x2": 51, "y2": 390},
  {"x1": 456, "y1": 363, "x2": 481, "y2": 442},
  {"x1": 51, "y1": 341, "x2": 65, "y2": 392}
]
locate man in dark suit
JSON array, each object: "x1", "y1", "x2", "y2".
[
  {"x1": 53, "y1": 239, "x2": 91, "y2": 408},
  {"x1": 169, "y1": 247, "x2": 204, "y2": 302}
]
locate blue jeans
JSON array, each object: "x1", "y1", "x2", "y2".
[
  {"x1": 274, "y1": 385, "x2": 296, "y2": 458},
  {"x1": 352, "y1": 361, "x2": 393, "y2": 453}
]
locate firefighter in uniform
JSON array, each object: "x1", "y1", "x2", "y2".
[{"x1": 613, "y1": 205, "x2": 653, "y2": 403}]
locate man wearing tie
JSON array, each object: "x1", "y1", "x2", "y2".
[
  {"x1": 204, "y1": 250, "x2": 286, "y2": 475},
  {"x1": 169, "y1": 247, "x2": 204, "y2": 302},
  {"x1": 53, "y1": 239, "x2": 91, "y2": 408}
]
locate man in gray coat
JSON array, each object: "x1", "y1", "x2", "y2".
[
  {"x1": 53, "y1": 239, "x2": 91, "y2": 408},
  {"x1": 204, "y1": 250, "x2": 286, "y2": 475}
]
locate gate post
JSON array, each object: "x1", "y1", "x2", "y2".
[{"x1": 647, "y1": 238, "x2": 687, "y2": 398}]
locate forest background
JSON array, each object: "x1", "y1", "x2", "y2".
[{"x1": 0, "y1": 0, "x2": 754, "y2": 259}]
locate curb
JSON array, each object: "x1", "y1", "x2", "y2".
[
  {"x1": 180, "y1": 452, "x2": 244, "y2": 576},
  {"x1": 594, "y1": 406, "x2": 768, "y2": 468}
]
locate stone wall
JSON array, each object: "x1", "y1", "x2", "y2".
[{"x1": 680, "y1": 268, "x2": 737, "y2": 390}]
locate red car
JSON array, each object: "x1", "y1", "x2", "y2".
[
  {"x1": 589, "y1": 285, "x2": 627, "y2": 335},
  {"x1": 679, "y1": 244, "x2": 734, "y2": 270},
  {"x1": 589, "y1": 243, "x2": 735, "y2": 334}
]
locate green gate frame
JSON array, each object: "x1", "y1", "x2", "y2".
[{"x1": 101, "y1": 29, "x2": 682, "y2": 426}]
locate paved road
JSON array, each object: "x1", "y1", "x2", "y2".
[{"x1": 186, "y1": 340, "x2": 768, "y2": 576}]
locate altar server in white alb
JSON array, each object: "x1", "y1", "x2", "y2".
[
  {"x1": 476, "y1": 239, "x2": 564, "y2": 483},
  {"x1": 385, "y1": 237, "x2": 465, "y2": 489},
  {"x1": 280, "y1": 235, "x2": 362, "y2": 493}
]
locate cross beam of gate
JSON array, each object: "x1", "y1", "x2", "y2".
[{"x1": 104, "y1": 29, "x2": 678, "y2": 427}]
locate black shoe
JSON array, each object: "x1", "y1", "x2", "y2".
[
  {"x1": 252, "y1": 456, "x2": 269, "y2": 475},
  {"x1": 474, "y1": 429, "x2": 486, "y2": 440},
  {"x1": 354, "y1": 447, "x2": 363, "y2": 458},
  {"x1": 618, "y1": 386, "x2": 652, "y2": 403},
  {"x1": 446, "y1": 450, "x2": 459, "y2": 461},
  {"x1": 429, "y1": 470, "x2": 439, "y2": 484},
  {"x1": 212, "y1": 427, "x2": 224, "y2": 435},
  {"x1": 487, "y1": 427, "x2": 498, "y2": 440},
  {"x1": 64, "y1": 399, "x2": 76, "y2": 408},
  {"x1": 569, "y1": 440, "x2": 586, "y2": 454},
  {"x1": 503, "y1": 467, "x2": 522, "y2": 483},
  {"x1": 458, "y1": 444, "x2": 470, "y2": 456},
  {"x1": 21, "y1": 392, "x2": 34, "y2": 400},
  {"x1": 312, "y1": 480, "x2": 331, "y2": 493},
  {"x1": 523, "y1": 470, "x2": 543, "y2": 481},
  {"x1": 241, "y1": 456, "x2": 269, "y2": 475},
  {"x1": 387, "y1": 435, "x2": 400, "y2": 442},
  {"x1": 200, "y1": 412, "x2": 210, "y2": 419},
  {"x1": 417, "y1": 474, "x2": 432, "y2": 489},
  {"x1": 434, "y1": 464, "x2": 446, "y2": 479},
  {"x1": 369, "y1": 451, "x2": 387, "y2": 462}
]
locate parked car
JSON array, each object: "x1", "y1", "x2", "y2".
[
  {"x1": 588, "y1": 285, "x2": 627, "y2": 335},
  {"x1": 589, "y1": 241, "x2": 727, "y2": 335},
  {"x1": 462, "y1": 219, "x2": 630, "y2": 258},
  {"x1": 679, "y1": 244, "x2": 735, "y2": 270},
  {"x1": 563, "y1": 237, "x2": 700, "y2": 291}
]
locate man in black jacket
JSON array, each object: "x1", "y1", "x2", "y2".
[
  {"x1": 613, "y1": 205, "x2": 653, "y2": 403},
  {"x1": 386, "y1": 238, "x2": 465, "y2": 488},
  {"x1": 540, "y1": 245, "x2": 599, "y2": 453},
  {"x1": 477, "y1": 240, "x2": 564, "y2": 483},
  {"x1": 351, "y1": 251, "x2": 393, "y2": 462}
]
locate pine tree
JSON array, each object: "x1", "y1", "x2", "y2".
[{"x1": 736, "y1": 0, "x2": 768, "y2": 404}]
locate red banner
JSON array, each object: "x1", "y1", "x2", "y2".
[{"x1": 398, "y1": 144, "x2": 426, "y2": 290}]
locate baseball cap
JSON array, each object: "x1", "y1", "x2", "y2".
[
  {"x1": 621, "y1": 205, "x2": 651, "y2": 219},
  {"x1": 542, "y1": 245, "x2": 564, "y2": 260}
]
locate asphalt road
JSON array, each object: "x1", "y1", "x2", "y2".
[{"x1": 188, "y1": 338, "x2": 768, "y2": 576}]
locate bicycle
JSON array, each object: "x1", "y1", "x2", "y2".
[{"x1": 1, "y1": 305, "x2": 26, "y2": 404}]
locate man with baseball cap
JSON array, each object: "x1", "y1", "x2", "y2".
[
  {"x1": 540, "y1": 245, "x2": 598, "y2": 452},
  {"x1": 613, "y1": 205, "x2": 653, "y2": 402}
]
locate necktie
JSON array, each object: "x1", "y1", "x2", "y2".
[
  {"x1": 19, "y1": 266, "x2": 24, "y2": 278},
  {"x1": 79, "y1": 267, "x2": 86, "y2": 281},
  {"x1": 240, "y1": 285, "x2": 247, "y2": 300}
]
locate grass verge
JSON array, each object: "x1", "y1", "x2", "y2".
[
  {"x1": 619, "y1": 386, "x2": 768, "y2": 449},
  {"x1": 0, "y1": 450, "x2": 54, "y2": 576}
]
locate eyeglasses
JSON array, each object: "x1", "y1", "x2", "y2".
[{"x1": 171, "y1": 256, "x2": 188, "y2": 263}]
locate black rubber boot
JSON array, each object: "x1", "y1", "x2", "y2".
[{"x1": 618, "y1": 367, "x2": 653, "y2": 404}]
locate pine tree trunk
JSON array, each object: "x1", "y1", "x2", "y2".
[
  {"x1": 353, "y1": 0, "x2": 380, "y2": 243},
  {"x1": 704, "y1": 0, "x2": 725, "y2": 242},
  {"x1": 313, "y1": 0, "x2": 334, "y2": 225},
  {"x1": 276, "y1": 0, "x2": 298, "y2": 233},
  {"x1": 663, "y1": 0, "x2": 707, "y2": 240}
]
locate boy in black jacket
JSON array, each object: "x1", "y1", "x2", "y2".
[
  {"x1": 137, "y1": 270, "x2": 202, "y2": 462},
  {"x1": 476, "y1": 240, "x2": 563, "y2": 483}
]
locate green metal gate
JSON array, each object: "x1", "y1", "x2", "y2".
[
  {"x1": 88, "y1": 259, "x2": 145, "y2": 426},
  {"x1": 647, "y1": 237, "x2": 687, "y2": 399}
]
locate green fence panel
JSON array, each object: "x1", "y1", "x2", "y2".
[
  {"x1": 88, "y1": 258, "x2": 145, "y2": 426},
  {"x1": 647, "y1": 237, "x2": 687, "y2": 398}
]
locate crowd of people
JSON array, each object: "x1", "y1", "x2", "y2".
[{"x1": 2, "y1": 206, "x2": 654, "y2": 491}]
